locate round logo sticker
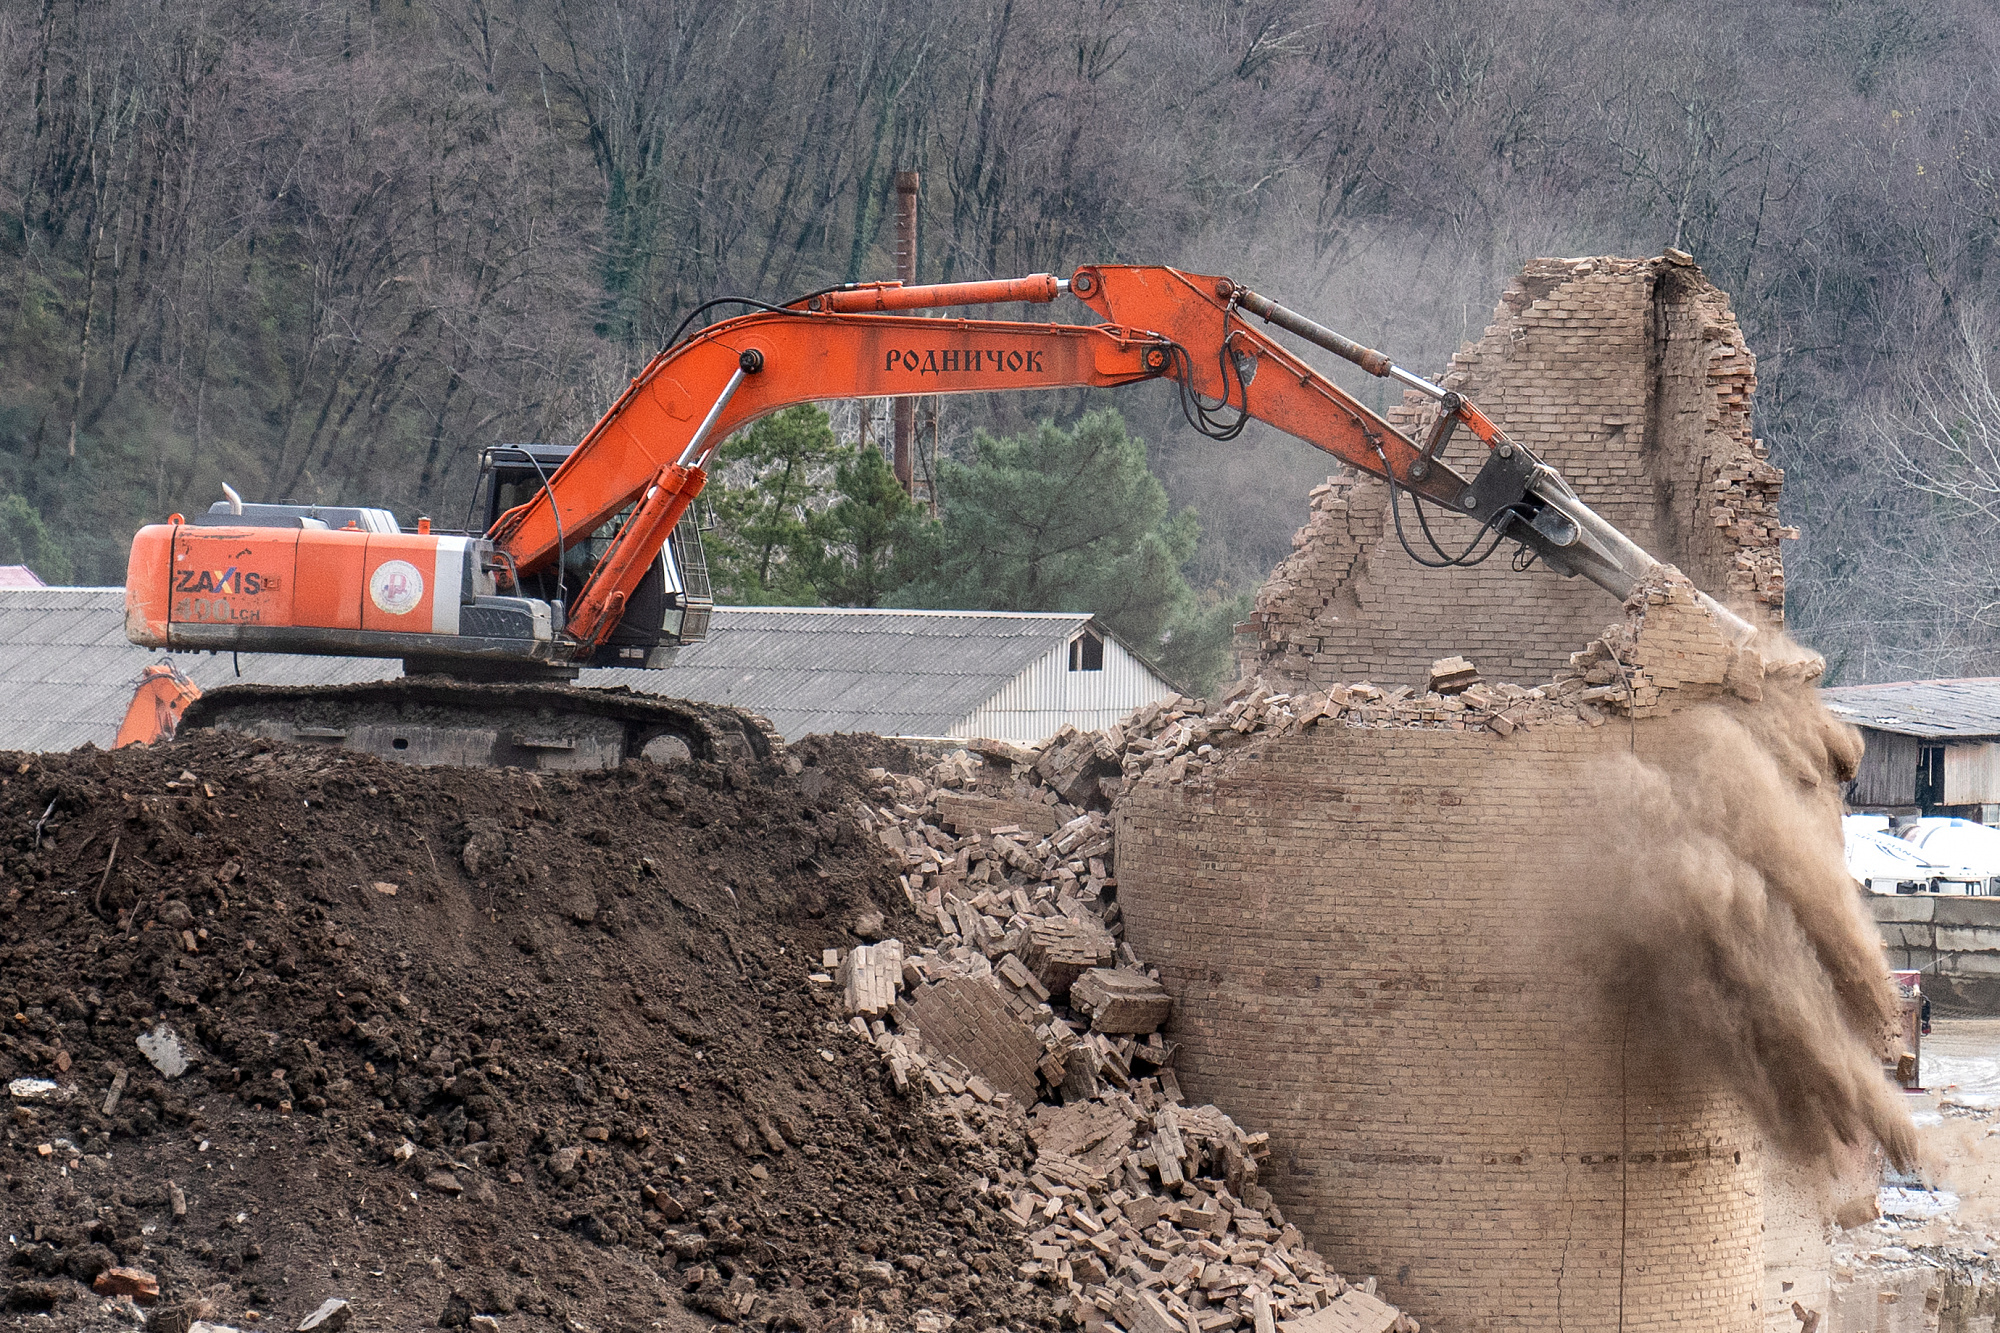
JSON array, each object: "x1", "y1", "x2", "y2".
[{"x1": 369, "y1": 559, "x2": 424, "y2": 616}]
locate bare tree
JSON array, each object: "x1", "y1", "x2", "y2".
[{"x1": 0, "y1": 0, "x2": 1993, "y2": 664}]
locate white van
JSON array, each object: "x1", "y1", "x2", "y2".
[
  {"x1": 1843, "y1": 815, "x2": 1990, "y2": 894},
  {"x1": 1898, "y1": 817, "x2": 2000, "y2": 895}
]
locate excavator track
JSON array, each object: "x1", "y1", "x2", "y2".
[{"x1": 180, "y1": 679, "x2": 781, "y2": 772}]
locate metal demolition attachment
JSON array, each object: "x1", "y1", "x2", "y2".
[{"x1": 1222, "y1": 282, "x2": 1755, "y2": 646}]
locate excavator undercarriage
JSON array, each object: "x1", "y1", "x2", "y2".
[{"x1": 181, "y1": 678, "x2": 779, "y2": 772}]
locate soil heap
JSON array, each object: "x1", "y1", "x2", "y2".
[{"x1": 0, "y1": 729, "x2": 1053, "y2": 1333}]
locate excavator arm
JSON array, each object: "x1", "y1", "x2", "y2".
[
  {"x1": 1072, "y1": 264, "x2": 1736, "y2": 626},
  {"x1": 125, "y1": 264, "x2": 1748, "y2": 678},
  {"x1": 487, "y1": 305, "x2": 1178, "y2": 649},
  {"x1": 495, "y1": 264, "x2": 1747, "y2": 657}
]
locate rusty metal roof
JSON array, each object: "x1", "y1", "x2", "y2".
[{"x1": 1821, "y1": 678, "x2": 2000, "y2": 740}]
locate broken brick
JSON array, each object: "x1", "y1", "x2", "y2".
[{"x1": 1070, "y1": 967, "x2": 1172, "y2": 1035}]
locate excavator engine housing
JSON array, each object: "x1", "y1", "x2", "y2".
[{"x1": 125, "y1": 520, "x2": 561, "y2": 669}]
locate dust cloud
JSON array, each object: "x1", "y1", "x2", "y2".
[{"x1": 1576, "y1": 666, "x2": 1917, "y2": 1170}]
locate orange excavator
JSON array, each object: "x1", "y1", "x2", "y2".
[{"x1": 122, "y1": 265, "x2": 1751, "y2": 767}]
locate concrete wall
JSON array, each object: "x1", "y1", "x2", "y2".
[
  {"x1": 1116, "y1": 719, "x2": 1765, "y2": 1331},
  {"x1": 1871, "y1": 891, "x2": 2000, "y2": 1011},
  {"x1": 1238, "y1": 254, "x2": 1785, "y2": 693}
]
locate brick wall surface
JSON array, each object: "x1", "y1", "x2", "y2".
[
  {"x1": 1239, "y1": 254, "x2": 1787, "y2": 692},
  {"x1": 900, "y1": 975, "x2": 1045, "y2": 1104},
  {"x1": 1115, "y1": 719, "x2": 1765, "y2": 1331}
]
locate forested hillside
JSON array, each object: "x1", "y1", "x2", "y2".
[{"x1": 2, "y1": 0, "x2": 1996, "y2": 681}]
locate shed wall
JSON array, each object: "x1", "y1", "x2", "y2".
[
  {"x1": 1852, "y1": 729, "x2": 1921, "y2": 809},
  {"x1": 950, "y1": 637, "x2": 1175, "y2": 742},
  {"x1": 1944, "y1": 740, "x2": 2000, "y2": 805}
]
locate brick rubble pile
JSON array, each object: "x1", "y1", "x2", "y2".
[
  {"x1": 814, "y1": 716, "x2": 1424, "y2": 1332},
  {"x1": 807, "y1": 569, "x2": 1776, "y2": 1333}
]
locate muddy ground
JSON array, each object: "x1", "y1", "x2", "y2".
[{"x1": 0, "y1": 729, "x2": 1052, "y2": 1332}]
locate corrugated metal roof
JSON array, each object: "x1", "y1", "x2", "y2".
[
  {"x1": 0, "y1": 593, "x2": 1160, "y2": 748},
  {"x1": 1822, "y1": 679, "x2": 2000, "y2": 740},
  {"x1": 584, "y1": 607, "x2": 1116, "y2": 738},
  {"x1": 0, "y1": 587, "x2": 399, "y2": 752}
]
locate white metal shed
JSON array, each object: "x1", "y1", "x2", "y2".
[
  {"x1": 0, "y1": 592, "x2": 1181, "y2": 749},
  {"x1": 611, "y1": 606, "x2": 1182, "y2": 742}
]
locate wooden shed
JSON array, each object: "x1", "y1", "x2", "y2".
[{"x1": 1824, "y1": 679, "x2": 2000, "y2": 820}]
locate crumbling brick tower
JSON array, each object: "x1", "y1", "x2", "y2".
[
  {"x1": 1118, "y1": 256, "x2": 1793, "y2": 1330},
  {"x1": 1239, "y1": 253, "x2": 1786, "y2": 691},
  {"x1": 1117, "y1": 719, "x2": 1767, "y2": 1330}
]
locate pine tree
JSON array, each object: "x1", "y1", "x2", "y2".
[
  {"x1": 797, "y1": 446, "x2": 920, "y2": 607},
  {"x1": 895, "y1": 408, "x2": 1235, "y2": 691},
  {"x1": 704, "y1": 405, "x2": 846, "y2": 603}
]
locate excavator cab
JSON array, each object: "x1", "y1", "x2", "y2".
[{"x1": 478, "y1": 445, "x2": 713, "y2": 667}]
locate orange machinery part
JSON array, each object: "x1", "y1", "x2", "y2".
[
  {"x1": 489, "y1": 266, "x2": 1484, "y2": 655},
  {"x1": 489, "y1": 314, "x2": 1177, "y2": 646},
  {"x1": 810, "y1": 273, "x2": 1062, "y2": 313},
  {"x1": 114, "y1": 661, "x2": 201, "y2": 748},
  {"x1": 487, "y1": 314, "x2": 1170, "y2": 575},
  {"x1": 492, "y1": 267, "x2": 1469, "y2": 579},
  {"x1": 123, "y1": 523, "x2": 177, "y2": 645},
  {"x1": 125, "y1": 517, "x2": 478, "y2": 650},
  {"x1": 126, "y1": 265, "x2": 1502, "y2": 666}
]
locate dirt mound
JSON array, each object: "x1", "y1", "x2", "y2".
[{"x1": 0, "y1": 730, "x2": 1055, "y2": 1332}]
